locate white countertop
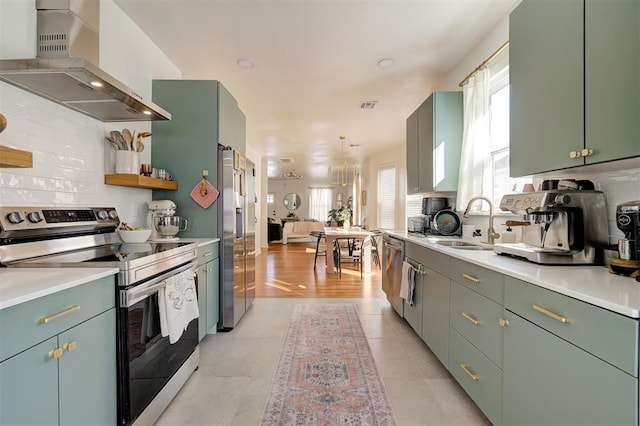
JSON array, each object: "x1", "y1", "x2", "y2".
[
  {"x1": 0, "y1": 268, "x2": 119, "y2": 311},
  {"x1": 386, "y1": 231, "x2": 640, "y2": 318}
]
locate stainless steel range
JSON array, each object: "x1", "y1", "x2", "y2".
[{"x1": 0, "y1": 206, "x2": 200, "y2": 425}]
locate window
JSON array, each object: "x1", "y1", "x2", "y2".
[
  {"x1": 266, "y1": 193, "x2": 275, "y2": 204},
  {"x1": 308, "y1": 187, "x2": 333, "y2": 222},
  {"x1": 458, "y1": 47, "x2": 530, "y2": 213},
  {"x1": 406, "y1": 194, "x2": 423, "y2": 217},
  {"x1": 377, "y1": 166, "x2": 396, "y2": 229}
]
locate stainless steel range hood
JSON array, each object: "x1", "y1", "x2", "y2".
[{"x1": 0, "y1": 0, "x2": 171, "y2": 122}]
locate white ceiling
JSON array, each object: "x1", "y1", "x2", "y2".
[{"x1": 115, "y1": 0, "x2": 518, "y2": 180}]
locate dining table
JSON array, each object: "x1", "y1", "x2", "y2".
[{"x1": 324, "y1": 227, "x2": 374, "y2": 275}]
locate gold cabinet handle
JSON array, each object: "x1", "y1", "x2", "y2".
[
  {"x1": 202, "y1": 252, "x2": 214, "y2": 258},
  {"x1": 569, "y1": 150, "x2": 581, "y2": 159},
  {"x1": 62, "y1": 341, "x2": 77, "y2": 353},
  {"x1": 581, "y1": 148, "x2": 594, "y2": 157},
  {"x1": 460, "y1": 363, "x2": 479, "y2": 381},
  {"x1": 39, "y1": 305, "x2": 80, "y2": 324},
  {"x1": 462, "y1": 273, "x2": 480, "y2": 283},
  {"x1": 461, "y1": 312, "x2": 480, "y2": 325},
  {"x1": 499, "y1": 318, "x2": 510, "y2": 327},
  {"x1": 532, "y1": 304, "x2": 570, "y2": 323},
  {"x1": 48, "y1": 348, "x2": 63, "y2": 359}
]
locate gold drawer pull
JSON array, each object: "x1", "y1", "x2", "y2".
[
  {"x1": 39, "y1": 305, "x2": 80, "y2": 324},
  {"x1": 461, "y1": 312, "x2": 480, "y2": 325},
  {"x1": 460, "y1": 363, "x2": 479, "y2": 381},
  {"x1": 48, "y1": 348, "x2": 63, "y2": 359},
  {"x1": 499, "y1": 318, "x2": 510, "y2": 327},
  {"x1": 202, "y1": 252, "x2": 214, "y2": 258},
  {"x1": 532, "y1": 304, "x2": 570, "y2": 323},
  {"x1": 462, "y1": 273, "x2": 480, "y2": 283},
  {"x1": 62, "y1": 341, "x2": 77, "y2": 353}
]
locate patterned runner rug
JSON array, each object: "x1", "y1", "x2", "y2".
[{"x1": 260, "y1": 304, "x2": 397, "y2": 426}]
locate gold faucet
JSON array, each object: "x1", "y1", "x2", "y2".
[{"x1": 463, "y1": 196, "x2": 501, "y2": 245}]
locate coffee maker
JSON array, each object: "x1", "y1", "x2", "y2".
[
  {"x1": 493, "y1": 190, "x2": 608, "y2": 264},
  {"x1": 616, "y1": 201, "x2": 640, "y2": 261},
  {"x1": 148, "y1": 200, "x2": 188, "y2": 241}
]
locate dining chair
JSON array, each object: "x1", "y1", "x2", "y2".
[
  {"x1": 309, "y1": 230, "x2": 326, "y2": 270},
  {"x1": 332, "y1": 236, "x2": 364, "y2": 278},
  {"x1": 369, "y1": 230, "x2": 383, "y2": 268}
]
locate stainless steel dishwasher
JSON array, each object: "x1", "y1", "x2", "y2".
[{"x1": 382, "y1": 234, "x2": 405, "y2": 317}]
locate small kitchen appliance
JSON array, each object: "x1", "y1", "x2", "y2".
[
  {"x1": 616, "y1": 201, "x2": 640, "y2": 261},
  {"x1": 420, "y1": 197, "x2": 458, "y2": 235},
  {"x1": 148, "y1": 200, "x2": 188, "y2": 241},
  {"x1": 493, "y1": 190, "x2": 608, "y2": 264}
]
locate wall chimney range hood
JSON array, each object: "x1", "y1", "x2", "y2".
[{"x1": 0, "y1": 0, "x2": 171, "y2": 122}]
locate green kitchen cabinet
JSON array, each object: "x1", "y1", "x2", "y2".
[
  {"x1": 196, "y1": 241, "x2": 220, "y2": 340},
  {"x1": 403, "y1": 257, "x2": 423, "y2": 337},
  {"x1": 0, "y1": 277, "x2": 117, "y2": 425},
  {"x1": 405, "y1": 242, "x2": 450, "y2": 367},
  {"x1": 152, "y1": 80, "x2": 246, "y2": 238},
  {"x1": 421, "y1": 267, "x2": 450, "y2": 367},
  {"x1": 406, "y1": 91, "x2": 463, "y2": 194},
  {"x1": 510, "y1": 0, "x2": 639, "y2": 177},
  {"x1": 503, "y1": 311, "x2": 637, "y2": 425}
]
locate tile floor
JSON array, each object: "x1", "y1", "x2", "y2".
[{"x1": 157, "y1": 298, "x2": 490, "y2": 426}]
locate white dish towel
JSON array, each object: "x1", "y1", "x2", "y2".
[
  {"x1": 400, "y1": 261, "x2": 416, "y2": 306},
  {"x1": 158, "y1": 269, "x2": 199, "y2": 344}
]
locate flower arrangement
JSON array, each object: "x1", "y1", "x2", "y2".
[{"x1": 328, "y1": 207, "x2": 352, "y2": 225}]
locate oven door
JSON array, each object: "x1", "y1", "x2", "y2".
[{"x1": 117, "y1": 261, "x2": 199, "y2": 425}]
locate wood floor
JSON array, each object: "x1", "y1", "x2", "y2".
[{"x1": 254, "y1": 242, "x2": 384, "y2": 298}]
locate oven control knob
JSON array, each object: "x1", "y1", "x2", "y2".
[
  {"x1": 7, "y1": 211, "x2": 24, "y2": 224},
  {"x1": 96, "y1": 210, "x2": 109, "y2": 220},
  {"x1": 108, "y1": 210, "x2": 119, "y2": 220},
  {"x1": 27, "y1": 211, "x2": 43, "y2": 223}
]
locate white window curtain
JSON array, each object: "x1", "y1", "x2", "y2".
[
  {"x1": 308, "y1": 187, "x2": 333, "y2": 222},
  {"x1": 456, "y1": 68, "x2": 492, "y2": 213}
]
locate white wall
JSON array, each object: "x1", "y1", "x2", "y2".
[{"x1": 0, "y1": 0, "x2": 181, "y2": 227}]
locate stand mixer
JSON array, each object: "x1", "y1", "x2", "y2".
[{"x1": 148, "y1": 200, "x2": 188, "y2": 241}]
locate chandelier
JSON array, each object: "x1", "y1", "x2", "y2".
[
  {"x1": 328, "y1": 162, "x2": 357, "y2": 187},
  {"x1": 328, "y1": 136, "x2": 357, "y2": 187},
  {"x1": 280, "y1": 170, "x2": 302, "y2": 179}
]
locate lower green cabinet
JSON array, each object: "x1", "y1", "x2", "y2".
[
  {"x1": 449, "y1": 328, "x2": 502, "y2": 425},
  {"x1": 403, "y1": 258, "x2": 423, "y2": 337},
  {"x1": 0, "y1": 277, "x2": 117, "y2": 426},
  {"x1": 503, "y1": 311, "x2": 637, "y2": 425},
  {"x1": 421, "y1": 268, "x2": 450, "y2": 367},
  {"x1": 197, "y1": 242, "x2": 220, "y2": 340}
]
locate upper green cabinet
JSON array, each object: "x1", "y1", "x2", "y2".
[
  {"x1": 509, "y1": 0, "x2": 640, "y2": 177},
  {"x1": 406, "y1": 91, "x2": 463, "y2": 194},
  {"x1": 152, "y1": 80, "x2": 246, "y2": 238}
]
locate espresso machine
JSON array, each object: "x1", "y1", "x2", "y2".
[
  {"x1": 148, "y1": 200, "x2": 188, "y2": 241},
  {"x1": 615, "y1": 201, "x2": 640, "y2": 261},
  {"x1": 493, "y1": 190, "x2": 608, "y2": 265}
]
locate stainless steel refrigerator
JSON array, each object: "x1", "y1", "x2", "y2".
[{"x1": 218, "y1": 146, "x2": 255, "y2": 330}]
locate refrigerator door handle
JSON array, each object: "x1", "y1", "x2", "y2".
[{"x1": 236, "y1": 207, "x2": 244, "y2": 238}]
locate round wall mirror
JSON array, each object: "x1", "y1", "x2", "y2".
[{"x1": 283, "y1": 193, "x2": 301, "y2": 210}]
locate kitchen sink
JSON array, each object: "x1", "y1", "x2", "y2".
[{"x1": 435, "y1": 240, "x2": 493, "y2": 250}]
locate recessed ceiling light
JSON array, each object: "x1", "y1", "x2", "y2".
[
  {"x1": 237, "y1": 58, "x2": 255, "y2": 69},
  {"x1": 377, "y1": 58, "x2": 395, "y2": 69}
]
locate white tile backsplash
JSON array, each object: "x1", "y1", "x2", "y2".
[{"x1": 0, "y1": 82, "x2": 152, "y2": 226}]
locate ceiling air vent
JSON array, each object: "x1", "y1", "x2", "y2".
[
  {"x1": 360, "y1": 101, "x2": 378, "y2": 109},
  {"x1": 279, "y1": 157, "x2": 294, "y2": 164}
]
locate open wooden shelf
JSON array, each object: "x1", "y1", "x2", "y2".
[
  {"x1": 0, "y1": 145, "x2": 33, "y2": 168},
  {"x1": 104, "y1": 174, "x2": 178, "y2": 190}
]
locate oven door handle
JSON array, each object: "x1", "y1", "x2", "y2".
[{"x1": 122, "y1": 261, "x2": 196, "y2": 307}]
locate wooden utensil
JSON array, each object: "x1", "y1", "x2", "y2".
[{"x1": 122, "y1": 129, "x2": 133, "y2": 150}]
